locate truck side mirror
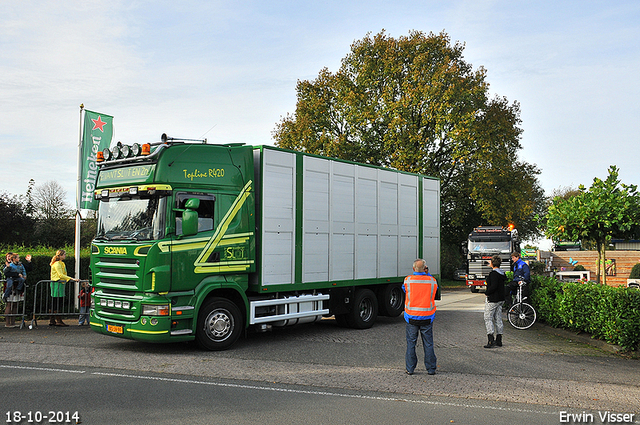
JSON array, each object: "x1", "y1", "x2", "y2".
[{"x1": 182, "y1": 198, "x2": 200, "y2": 236}]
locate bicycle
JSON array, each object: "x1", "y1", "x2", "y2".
[{"x1": 507, "y1": 281, "x2": 536, "y2": 330}]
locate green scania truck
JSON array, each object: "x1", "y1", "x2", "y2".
[{"x1": 89, "y1": 135, "x2": 440, "y2": 350}]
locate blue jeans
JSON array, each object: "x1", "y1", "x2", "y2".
[
  {"x1": 405, "y1": 319, "x2": 437, "y2": 373},
  {"x1": 4, "y1": 277, "x2": 25, "y2": 299},
  {"x1": 78, "y1": 306, "x2": 89, "y2": 325}
]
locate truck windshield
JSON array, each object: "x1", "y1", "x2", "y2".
[
  {"x1": 468, "y1": 240, "x2": 511, "y2": 254},
  {"x1": 95, "y1": 196, "x2": 166, "y2": 241}
]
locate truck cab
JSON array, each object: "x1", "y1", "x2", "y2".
[{"x1": 464, "y1": 226, "x2": 519, "y2": 292}]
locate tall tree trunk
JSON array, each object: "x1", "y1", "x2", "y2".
[{"x1": 599, "y1": 241, "x2": 607, "y2": 285}]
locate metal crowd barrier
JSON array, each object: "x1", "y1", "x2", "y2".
[
  {"x1": 30, "y1": 279, "x2": 90, "y2": 328},
  {"x1": 1, "y1": 279, "x2": 28, "y2": 329}
]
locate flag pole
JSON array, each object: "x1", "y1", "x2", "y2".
[{"x1": 75, "y1": 104, "x2": 84, "y2": 303}]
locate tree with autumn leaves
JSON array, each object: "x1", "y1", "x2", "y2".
[
  {"x1": 544, "y1": 166, "x2": 640, "y2": 285},
  {"x1": 273, "y1": 30, "x2": 546, "y2": 272}
]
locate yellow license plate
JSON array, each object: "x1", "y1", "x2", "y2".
[{"x1": 107, "y1": 324, "x2": 124, "y2": 334}]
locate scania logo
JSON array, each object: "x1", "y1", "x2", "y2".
[{"x1": 104, "y1": 246, "x2": 127, "y2": 255}]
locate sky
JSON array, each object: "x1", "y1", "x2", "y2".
[{"x1": 2, "y1": 0, "x2": 639, "y2": 241}]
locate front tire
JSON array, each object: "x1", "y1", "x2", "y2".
[
  {"x1": 507, "y1": 302, "x2": 536, "y2": 330},
  {"x1": 346, "y1": 288, "x2": 378, "y2": 329},
  {"x1": 196, "y1": 298, "x2": 243, "y2": 351}
]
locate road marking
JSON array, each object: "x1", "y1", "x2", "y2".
[
  {"x1": 0, "y1": 364, "x2": 86, "y2": 374},
  {"x1": 92, "y1": 370, "x2": 556, "y2": 416}
]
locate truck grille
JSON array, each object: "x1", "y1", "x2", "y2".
[
  {"x1": 95, "y1": 257, "x2": 140, "y2": 288},
  {"x1": 468, "y1": 261, "x2": 490, "y2": 279}
]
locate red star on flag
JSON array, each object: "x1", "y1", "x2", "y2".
[{"x1": 92, "y1": 115, "x2": 107, "y2": 132}]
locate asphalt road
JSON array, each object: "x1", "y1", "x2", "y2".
[{"x1": 1, "y1": 289, "x2": 638, "y2": 424}]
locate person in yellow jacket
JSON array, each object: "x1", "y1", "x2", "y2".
[
  {"x1": 402, "y1": 258, "x2": 438, "y2": 375},
  {"x1": 49, "y1": 249, "x2": 78, "y2": 326}
]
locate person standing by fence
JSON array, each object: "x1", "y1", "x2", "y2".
[
  {"x1": 3, "y1": 253, "x2": 31, "y2": 328},
  {"x1": 3, "y1": 253, "x2": 28, "y2": 301},
  {"x1": 49, "y1": 250, "x2": 78, "y2": 327},
  {"x1": 78, "y1": 281, "x2": 92, "y2": 326}
]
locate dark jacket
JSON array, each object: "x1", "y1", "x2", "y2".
[{"x1": 485, "y1": 268, "x2": 506, "y2": 303}]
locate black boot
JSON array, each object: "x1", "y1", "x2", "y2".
[
  {"x1": 496, "y1": 334, "x2": 502, "y2": 347},
  {"x1": 484, "y1": 334, "x2": 495, "y2": 348}
]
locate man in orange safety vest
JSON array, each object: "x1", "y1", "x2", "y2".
[{"x1": 403, "y1": 258, "x2": 438, "y2": 375}]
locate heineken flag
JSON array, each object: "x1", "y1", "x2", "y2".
[{"x1": 79, "y1": 110, "x2": 113, "y2": 210}]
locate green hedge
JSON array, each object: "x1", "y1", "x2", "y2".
[{"x1": 531, "y1": 276, "x2": 640, "y2": 351}]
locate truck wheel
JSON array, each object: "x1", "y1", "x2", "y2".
[
  {"x1": 196, "y1": 298, "x2": 243, "y2": 351},
  {"x1": 378, "y1": 283, "x2": 404, "y2": 317},
  {"x1": 347, "y1": 288, "x2": 378, "y2": 329},
  {"x1": 470, "y1": 286, "x2": 479, "y2": 293}
]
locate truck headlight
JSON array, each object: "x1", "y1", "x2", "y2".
[{"x1": 142, "y1": 304, "x2": 170, "y2": 316}]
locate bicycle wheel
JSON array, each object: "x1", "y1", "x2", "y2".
[{"x1": 508, "y1": 302, "x2": 536, "y2": 330}]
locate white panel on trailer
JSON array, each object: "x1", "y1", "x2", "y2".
[
  {"x1": 378, "y1": 179, "x2": 398, "y2": 227},
  {"x1": 356, "y1": 234, "x2": 377, "y2": 279},
  {"x1": 262, "y1": 232, "x2": 294, "y2": 284},
  {"x1": 261, "y1": 149, "x2": 296, "y2": 285},
  {"x1": 331, "y1": 166, "x2": 355, "y2": 226},
  {"x1": 331, "y1": 162, "x2": 355, "y2": 280},
  {"x1": 379, "y1": 235, "x2": 398, "y2": 277},
  {"x1": 303, "y1": 232, "x2": 329, "y2": 282},
  {"x1": 423, "y1": 236, "x2": 440, "y2": 276},
  {"x1": 257, "y1": 146, "x2": 440, "y2": 286},
  {"x1": 378, "y1": 169, "x2": 398, "y2": 277},
  {"x1": 331, "y1": 233, "x2": 355, "y2": 280},
  {"x1": 356, "y1": 167, "x2": 378, "y2": 225},
  {"x1": 399, "y1": 235, "x2": 418, "y2": 275},
  {"x1": 398, "y1": 173, "x2": 419, "y2": 273},
  {"x1": 303, "y1": 156, "x2": 330, "y2": 282},
  {"x1": 355, "y1": 166, "x2": 378, "y2": 279},
  {"x1": 422, "y1": 177, "x2": 441, "y2": 275}
]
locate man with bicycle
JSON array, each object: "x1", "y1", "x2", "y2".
[{"x1": 505, "y1": 251, "x2": 530, "y2": 309}]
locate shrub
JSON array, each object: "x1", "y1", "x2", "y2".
[
  {"x1": 573, "y1": 264, "x2": 586, "y2": 271},
  {"x1": 629, "y1": 263, "x2": 640, "y2": 279},
  {"x1": 529, "y1": 261, "x2": 545, "y2": 275},
  {"x1": 530, "y1": 276, "x2": 564, "y2": 327},
  {"x1": 530, "y1": 276, "x2": 640, "y2": 351}
]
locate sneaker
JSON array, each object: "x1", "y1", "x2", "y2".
[
  {"x1": 427, "y1": 370, "x2": 436, "y2": 375},
  {"x1": 405, "y1": 370, "x2": 414, "y2": 375}
]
